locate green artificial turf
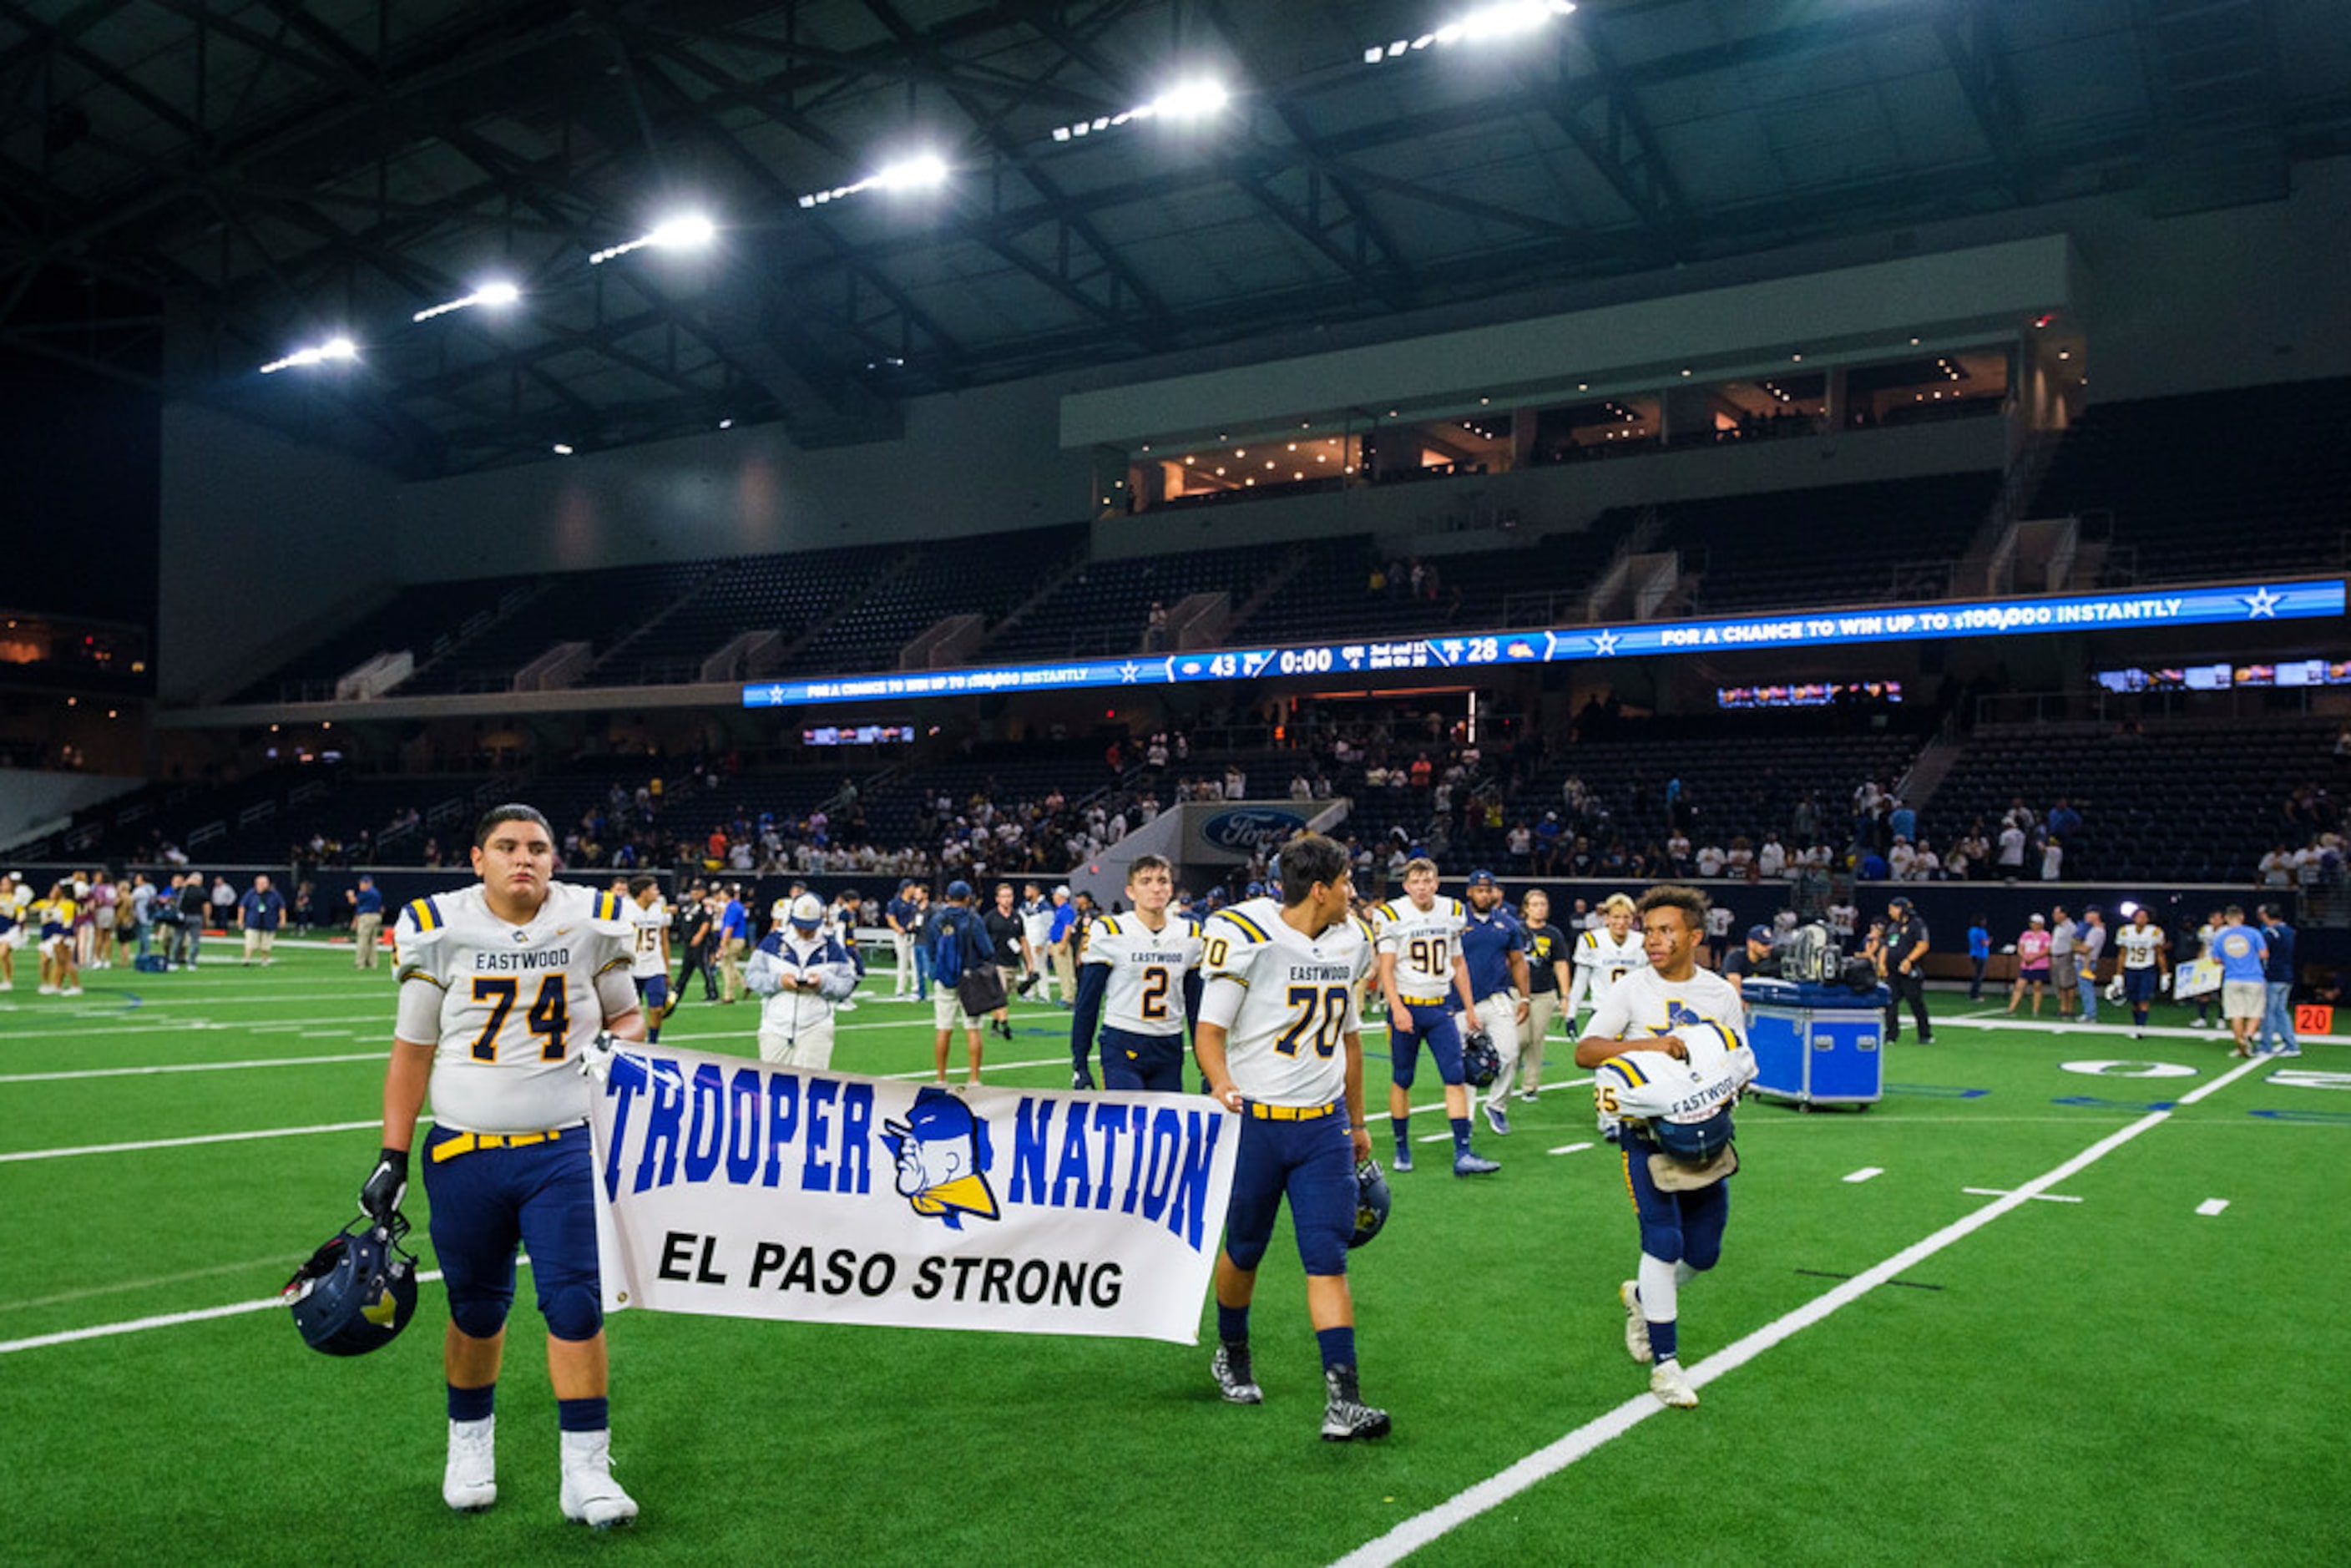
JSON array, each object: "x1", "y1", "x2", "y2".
[{"x1": 4, "y1": 950, "x2": 2345, "y2": 1564}]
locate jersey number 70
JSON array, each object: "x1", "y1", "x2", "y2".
[{"x1": 1275, "y1": 984, "x2": 1351, "y2": 1058}]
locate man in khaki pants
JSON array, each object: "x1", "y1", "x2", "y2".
[{"x1": 348, "y1": 874, "x2": 384, "y2": 969}]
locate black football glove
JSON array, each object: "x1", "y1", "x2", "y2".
[
  {"x1": 1466, "y1": 1028, "x2": 1494, "y2": 1055},
  {"x1": 359, "y1": 1146, "x2": 409, "y2": 1229},
  {"x1": 1072, "y1": 1066, "x2": 1095, "y2": 1090}
]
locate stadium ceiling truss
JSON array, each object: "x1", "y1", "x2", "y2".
[{"x1": 0, "y1": 0, "x2": 2343, "y2": 479}]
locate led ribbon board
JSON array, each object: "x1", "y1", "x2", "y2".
[{"x1": 744, "y1": 579, "x2": 2345, "y2": 709}]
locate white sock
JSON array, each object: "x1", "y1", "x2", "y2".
[{"x1": 1638, "y1": 1252, "x2": 1680, "y2": 1325}]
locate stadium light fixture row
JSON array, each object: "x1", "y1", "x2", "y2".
[
  {"x1": 1049, "y1": 78, "x2": 1230, "y2": 142},
  {"x1": 798, "y1": 153, "x2": 950, "y2": 209},
  {"x1": 589, "y1": 211, "x2": 719, "y2": 265},
  {"x1": 1365, "y1": 0, "x2": 1575, "y2": 63},
  {"x1": 258, "y1": 335, "x2": 357, "y2": 374},
  {"x1": 411, "y1": 279, "x2": 522, "y2": 322}
]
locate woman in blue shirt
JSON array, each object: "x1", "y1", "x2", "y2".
[{"x1": 1967, "y1": 917, "x2": 1992, "y2": 1001}]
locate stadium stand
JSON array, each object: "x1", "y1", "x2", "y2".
[
  {"x1": 397, "y1": 560, "x2": 716, "y2": 695},
  {"x1": 1656, "y1": 472, "x2": 2001, "y2": 612},
  {"x1": 2025, "y1": 377, "x2": 2351, "y2": 587},
  {"x1": 1921, "y1": 718, "x2": 2341, "y2": 883},
  {"x1": 230, "y1": 578, "x2": 523, "y2": 704},
  {"x1": 984, "y1": 539, "x2": 1298, "y2": 660}
]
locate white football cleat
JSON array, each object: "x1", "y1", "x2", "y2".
[
  {"x1": 1620, "y1": 1280, "x2": 1653, "y2": 1365},
  {"x1": 559, "y1": 1429, "x2": 638, "y2": 1529},
  {"x1": 1650, "y1": 1358, "x2": 1699, "y2": 1409},
  {"x1": 442, "y1": 1416, "x2": 497, "y2": 1513}
]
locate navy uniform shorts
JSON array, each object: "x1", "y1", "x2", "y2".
[
  {"x1": 1223, "y1": 1105, "x2": 1354, "y2": 1278},
  {"x1": 421, "y1": 1122, "x2": 604, "y2": 1341},
  {"x1": 1620, "y1": 1130, "x2": 1731, "y2": 1271},
  {"x1": 1388, "y1": 1000, "x2": 1465, "y2": 1088},
  {"x1": 1099, "y1": 1024, "x2": 1186, "y2": 1093},
  {"x1": 2123, "y1": 966, "x2": 2160, "y2": 1005}
]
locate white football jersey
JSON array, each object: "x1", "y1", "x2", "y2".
[
  {"x1": 1575, "y1": 926, "x2": 1646, "y2": 1007},
  {"x1": 628, "y1": 897, "x2": 669, "y2": 979},
  {"x1": 1582, "y1": 962, "x2": 1746, "y2": 1049},
  {"x1": 2116, "y1": 924, "x2": 2166, "y2": 969},
  {"x1": 1200, "y1": 898, "x2": 1376, "y2": 1106},
  {"x1": 1374, "y1": 895, "x2": 1465, "y2": 1000},
  {"x1": 1593, "y1": 1028, "x2": 1756, "y2": 1128},
  {"x1": 1082, "y1": 911, "x2": 1203, "y2": 1038},
  {"x1": 393, "y1": 882, "x2": 637, "y2": 1135}
]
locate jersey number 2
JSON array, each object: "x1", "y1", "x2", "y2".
[
  {"x1": 1276, "y1": 984, "x2": 1351, "y2": 1058},
  {"x1": 1139, "y1": 964, "x2": 1171, "y2": 1021},
  {"x1": 470, "y1": 975, "x2": 571, "y2": 1062}
]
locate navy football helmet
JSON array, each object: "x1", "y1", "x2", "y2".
[
  {"x1": 283, "y1": 1216, "x2": 418, "y2": 1356},
  {"x1": 1461, "y1": 1028, "x2": 1501, "y2": 1089},
  {"x1": 1350, "y1": 1159, "x2": 1392, "y2": 1248}
]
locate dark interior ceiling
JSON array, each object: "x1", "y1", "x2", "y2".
[{"x1": 2, "y1": 0, "x2": 2346, "y2": 479}]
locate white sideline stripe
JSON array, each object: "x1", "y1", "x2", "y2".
[
  {"x1": 1327, "y1": 1050, "x2": 2276, "y2": 1568},
  {"x1": 1843, "y1": 1166, "x2": 1884, "y2": 1183},
  {"x1": 0, "y1": 1117, "x2": 391, "y2": 1162},
  {"x1": 0, "y1": 1052, "x2": 384, "y2": 1084},
  {"x1": 2196, "y1": 1198, "x2": 2231, "y2": 1216},
  {"x1": 0, "y1": 1267, "x2": 447, "y2": 1356},
  {"x1": 1, "y1": 1255, "x2": 308, "y2": 1313},
  {"x1": 1548, "y1": 1141, "x2": 1594, "y2": 1156},
  {"x1": 1961, "y1": 1186, "x2": 2081, "y2": 1203}
]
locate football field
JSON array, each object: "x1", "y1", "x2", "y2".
[{"x1": 4, "y1": 948, "x2": 2346, "y2": 1564}]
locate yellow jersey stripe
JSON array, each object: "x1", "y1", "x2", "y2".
[
  {"x1": 1606, "y1": 1055, "x2": 1650, "y2": 1088},
  {"x1": 1217, "y1": 910, "x2": 1272, "y2": 944},
  {"x1": 407, "y1": 897, "x2": 439, "y2": 933}
]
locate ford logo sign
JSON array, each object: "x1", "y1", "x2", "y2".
[{"x1": 1200, "y1": 807, "x2": 1312, "y2": 852}]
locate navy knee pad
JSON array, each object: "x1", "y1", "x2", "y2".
[
  {"x1": 1224, "y1": 1234, "x2": 1271, "y2": 1274},
  {"x1": 448, "y1": 1288, "x2": 513, "y2": 1339},
  {"x1": 539, "y1": 1280, "x2": 604, "y2": 1342},
  {"x1": 1637, "y1": 1217, "x2": 1686, "y2": 1265}
]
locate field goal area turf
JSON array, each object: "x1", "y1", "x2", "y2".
[{"x1": 4, "y1": 947, "x2": 2347, "y2": 1563}]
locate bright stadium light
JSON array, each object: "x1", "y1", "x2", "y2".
[
  {"x1": 1365, "y1": 0, "x2": 1574, "y2": 63},
  {"x1": 1048, "y1": 77, "x2": 1229, "y2": 143},
  {"x1": 590, "y1": 212, "x2": 718, "y2": 264},
  {"x1": 412, "y1": 278, "x2": 523, "y2": 322},
  {"x1": 798, "y1": 153, "x2": 951, "y2": 209},
  {"x1": 260, "y1": 335, "x2": 358, "y2": 374}
]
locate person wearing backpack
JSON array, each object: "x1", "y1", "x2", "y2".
[{"x1": 928, "y1": 880, "x2": 998, "y2": 1085}]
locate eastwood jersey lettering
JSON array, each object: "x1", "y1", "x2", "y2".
[
  {"x1": 1575, "y1": 928, "x2": 1646, "y2": 1003},
  {"x1": 1199, "y1": 898, "x2": 1375, "y2": 1107},
  {"x1": 394, "y1": 883, "x2": 637, "y2": 1136},
  {"x1": 1374, "y1": 897, "x2": 1465, "y2": 999},
  {"x1": 1083, "y1": 913, "x2": 1202, "y2": 1037}
]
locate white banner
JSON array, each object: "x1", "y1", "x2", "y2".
[{"x1": 588, "y1": 1044, "x2": 1239, "y2": 1343}]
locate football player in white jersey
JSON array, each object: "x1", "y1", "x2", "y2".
[
  {"x1": 362, "y1": 805, "x2": 647, "y2": 1527},
  {"x1": 1567, "y1": 893, "x2": 1645, "y2": 1024},
  {"x1": 2114, "y1": 905, "x2": 2170, "y2": 1037},
  {"x1": 624, "y1": 875, "x2": 670, "y2": 1041},
  {"x1": 1373, "y1": 857, "x2": 1498, "y2": 1176},
  {"x1": 1070, "y1": 855, "x2": 1203, "y2": 1092},
  {"x1": 1575, "y1": 884, "x2": 1756, "y2": 1410},
  {"x1": 1195, "y1": 833, "x2": 1389, "y2": 1441}
]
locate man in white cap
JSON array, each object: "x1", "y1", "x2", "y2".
[{"x1": 745, "y1": 893, "x2": 860, "y2": 1068}]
